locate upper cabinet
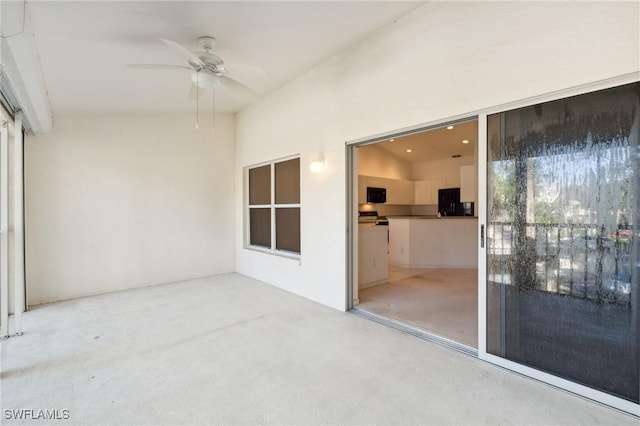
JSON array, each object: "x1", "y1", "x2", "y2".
[
  {"x1": 358, "y1": 175, "x2": 414, "y2": 205},
  {"x1": 392, "y1": 179, "x2": 415, "y2": 205},
  {"x1": 414, "y1": 178, "x2": 445, "y2": 204},
  {"x1": 359, "y1": 166, "x2": 474, "y2": 206},
  {"x1": 358, "y1": 175, "x2": 368, "y2": 204},
  {"x1": 460, "y1": 165, "x2": 475, "y2": 202}
]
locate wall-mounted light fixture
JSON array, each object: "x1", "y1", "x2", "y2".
[{"x1": 309, "y1": 158, "x2": 325, "y2": 174}]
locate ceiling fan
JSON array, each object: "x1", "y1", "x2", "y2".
[{"x1": 127, "y1": 36, "x2": 262, "y2": 129}]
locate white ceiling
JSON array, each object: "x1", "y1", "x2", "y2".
[
  {"x1": 373, "y1": 120, "x2": 477, "y2": 163},
  {"x1": 23, "y1": 1, "x2": 424, "y2": 114}
]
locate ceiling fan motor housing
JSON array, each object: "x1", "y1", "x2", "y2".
[{"x1": 189, "y1": 52, "x2": 225, "y2": 74}]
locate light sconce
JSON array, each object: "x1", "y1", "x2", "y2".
[{"x1": 309, "y1": 158, "x2": 325, "y2": 174}]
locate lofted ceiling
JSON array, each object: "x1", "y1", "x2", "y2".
[
  {"x1": 21, "y1": 1, "x2": 424, "y2": 114},
  {"x1": 374, "y1": 120, "x2": 477, "y2": 163}
]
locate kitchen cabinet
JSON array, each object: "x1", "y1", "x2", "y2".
[
  {"x1": 385, "y1": 179, "x2": 400, "y2": 204},
  {"x1": 460, "y1": 165, "x2": 475, "y2": 202},
  {"x1": 358, "y1": 175, "x2": 368, "y2": 204},
  {"x1": 414, "y1": 178, "x2": 445, "y2": 204},
  {"x1": 445, "y1": 175, "x2": 460, "y2": 188},
  {"x1": 358, "y1": 175, "x2": 414, "y2": 205},
  {"x1": 414, "y1": 180, "x2": 432, "y2": 204},
  {"x1": 395, "y1": 179, "x2": 415, "y2": 204},
  {"x1": 358, "y1": 224, "x2": 389, "y2": 288},
  {"x1": 388, "y1": 217, "x2": 477, "y2": 268}
]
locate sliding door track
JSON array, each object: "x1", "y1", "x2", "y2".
[{"x1": 350, "y1": 307, "x2": 478, "y2": 357}]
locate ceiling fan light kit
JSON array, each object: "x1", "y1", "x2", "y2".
[{"x1": 191, "y1": 71, "x2": 219, "y2": 88}]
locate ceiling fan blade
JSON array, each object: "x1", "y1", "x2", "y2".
[
  {"x1": 160, "y1": 38, "x2": 204, "y2": 68},
  {"x1": 126, "y1": 64, "x2": 191, "y2": 70},
  {"x1": 187, "y1": 83, "x2": 205, "y2": 101},
  {"x1": 219, "y1": 74, "x2": 260, "y2": 102}
]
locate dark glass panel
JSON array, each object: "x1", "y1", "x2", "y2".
[
  {"x1": 249, "y1": 208, "x2": 271, "y2": 248},
  {"x1": 486, "y1": 82, "x2": 639, "y2": 402},
  {"x1": 249, "y1": 165, "x2": 271, "y2": 205},
  {"x1": 275, "y1": 208, "x2": 300, "y2": 253},
  {"x1": 275, "y1": 158, "x2": 300, "y2": 205}
]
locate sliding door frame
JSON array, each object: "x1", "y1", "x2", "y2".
[
  {"x1": 345, "y1": 113, "x2": 480, "y2": 311},
  {"x1": 477, "y1": 72, "x2": 640, "y2": 416},
  {"x1": 345, "y1": 71, "x2": 640, "y2": 416},
  {"x1": 0, "y1": 115, "x2": 8, "y2": 338}
]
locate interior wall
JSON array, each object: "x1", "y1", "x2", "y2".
[
  {"x1": 358, "y1": 144, "x2": 412, "y2": 180},
  {"x1": 235, "y1": 1, "x2": 639, "y2": 311},
  {"x1": 25, "y1": 113, "x2": 236, "y2": 305},
  {"x1": 411, "y1": 156, "x2": 474, "y2": 183}
]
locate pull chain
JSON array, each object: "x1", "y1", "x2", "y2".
[
  {"x1": 195, "y1": 71, "x2": 199, "y2": 129},
  {"x1": 212, "y1": 88, "x2": 215, "y2": 136}
]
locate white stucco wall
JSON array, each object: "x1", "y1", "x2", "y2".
[
  {"x1": 235, "y1": 1, "x2": 640, "y2": 310},
  {"x1": 25, "y1": 113, "x2": 236, "y2": 305}
]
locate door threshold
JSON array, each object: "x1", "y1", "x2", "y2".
[{"x1": 350, "y1": 307, "x2": 478, "y2": 357}]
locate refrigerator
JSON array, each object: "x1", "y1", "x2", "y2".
[{"x1": 438, "y1": 188, "x2": 464, "y2": 216}]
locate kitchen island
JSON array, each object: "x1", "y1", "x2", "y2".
[
  {"x1": 358, "y1": 224, "x2": 389, "y2": 289},
  {"x1": 388, "y1": 216, "x2": 478, "y2": 268}
]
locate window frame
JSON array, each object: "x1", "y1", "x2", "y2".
[{"x1": 245, "y1": 155, "x2": 301, "y2": 258}]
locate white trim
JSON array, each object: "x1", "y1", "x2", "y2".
[
  {"x1": 478, "y1": 75, "x2": 640, "y2": 414},
  {"x1": 345, "y1": 73, "x2": 640, "y2": 415},
  {"x1": 13, "y1": 111, "x2": 24, "y2": 334},
  {"x1": 346, "y1": 115, "x2": 477, "y2": 147},
  {"x1": 345, "y1": 144, "x2": 358, "y2": 310},
  {"x1": 345, "y1": 72, "x2": 639, "y2": 148},
  {"x1": 270, "y1": 162, "x2": 276, "y2": 252},
  {"x1": 480, "y1": 72, "x2": 640, "y2": 116},
  {"x1": 244, "y1": 245, "x2": 301, "y2": 261},
  {"x1": 0, "y1": 119, "x2": 8, "y2": 338},
  {"x1": 244, "y1": 156, "x2": 301, "y2": 257},
  {"x1": 1, "y1": 29, "x2": 54, "y2": 133},
  {"x1": 477, "y1": 113, "x2": 488, "y2": 358},
  {"x1": 485, "y1": 354, "x2": 640, "y2": 417}
]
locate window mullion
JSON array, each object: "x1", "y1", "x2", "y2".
[
  {"x1": 246, "y1": 156, "x2": 300, "y2": 256},
  {"x1": 271, "y1": 162, "x2": 276, "y2": 251}
]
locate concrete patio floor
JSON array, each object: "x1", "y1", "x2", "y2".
[{"x1": 0, "y1": 273, "x2": 635, "y2": 425}]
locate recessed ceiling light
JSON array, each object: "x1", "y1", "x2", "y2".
[
  {"x1": 462, "y1": 139, "x2": 469, "y2": 144},
  {"x1": 406, "y1": 149, "x2": 412, "y2": 153},
  {"x1": 446, "y1": 126, "x2": 454, "y2": 130},
  {"x1": 389, "y1": 139, "x2": 395, "y2": 142}
]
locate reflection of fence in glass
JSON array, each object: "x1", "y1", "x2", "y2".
[{"x1": 488, "y1": 221, "x2": 632, "y2": 305}]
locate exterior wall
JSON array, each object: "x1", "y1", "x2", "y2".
[
  {"x1": 25, "y1": 113, "x2": 236, "y2": 305},
  {"x1": 235, "y1": 1, "x2": 639, "y2": 310}
]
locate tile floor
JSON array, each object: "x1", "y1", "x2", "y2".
[{"x1": 358, "y1": 266, "x2": 478, "y2": 347}]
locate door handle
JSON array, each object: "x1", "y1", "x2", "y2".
[{"x1": 480, "y1": 224, "x2": 485, "y2": 248}]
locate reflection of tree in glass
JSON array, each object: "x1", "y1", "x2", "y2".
[
  {"x1": 489, "y1": 160, "x2": 515, "y2": 221},
  {"x1": 529, "y1": 136, "x2": 632, "y2": 229}
]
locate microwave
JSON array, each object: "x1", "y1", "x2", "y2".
[{"x1": 366, "y1": 187, "x2": 386, "y2": 204}]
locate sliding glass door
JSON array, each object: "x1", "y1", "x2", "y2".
[
  {"x1": 0, "y1": 110, "x2": 9, "y2": 337},
  {"x1": 485, "y1": 82, "x2": 639, "y2": 405}
]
